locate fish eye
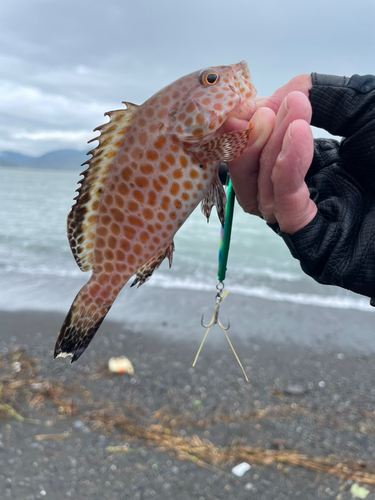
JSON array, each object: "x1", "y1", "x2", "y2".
[{"x1": 199, "y1": 71, "x2": 219, "y2": 86}]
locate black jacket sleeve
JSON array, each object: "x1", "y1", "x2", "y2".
[{"x1": 270, "y1": 73, "x2": 375, "y2": 303}]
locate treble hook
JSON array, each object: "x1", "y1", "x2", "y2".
[{"x1": 201, "y1": 289, "x2": 230, "y2": 330}]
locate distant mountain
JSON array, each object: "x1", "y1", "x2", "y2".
[{"x1": 0, "y1": 149, "x2": 88, "y2": 170}]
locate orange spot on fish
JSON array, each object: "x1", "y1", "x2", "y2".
[
  {"x1": 154, "y1": 136, "x2": 167, "y2": 149},
  {"x1": 202, "y1": 98, "x2": 211, "y2": 105},
  {"x1": 183, "y1": 181, "x2": 193, "y2": 190},
  {"x1": 159, "y1": 175, "x2": 168, "y2": 185},
  {"x1": 161, "y1": 196, "x2": 170, "y2": 210},
  {"x1": 134, "y1": 244, "x2": 142, "y2": 255},
  {"x1": 174, "y1": 199, "x2": 182, "y2": 210},
  {"x1": 124, "y1": 226, "x2": 136, "y2": 239},
  {"x1": 140, "y1": 232, "x2": 150, "y2": 244},
  {"x1": 121, "y1": 240, "x2": 131, "y2": 252},
  {"x1": 111, "y1": 274, "x2": 122, "y2": 287},
  {"x1": 131, "y1": 148, "x2": 143, "y2": 160},
  {"x1": 104, "y1": 194, "x2": 113, "y2": 206},
  {"x1": 96, "y1": 237, "x2": 106, "y2": 249},
  {"x1": 215, "y1": 93, "x2": 224, "y2": 100},
  {"x1": 97, "y1": 227, "x2": 108, "y2": 236},
  {"x1": 111, "y1": 208, "x2": 125, "y2": 223},
  {"x1": 128, "y1": 201, "x2": 139, "y2": 212},
  {"x1": 158, "y1": 108, "x2": 168, "y2": 119},
  {"x1": 170, "y1": 182, "x2": 180, "y2": 196},
  {"x1": 161, "y1": 232, "x2": 168, "y2": 238},
  {"x1": 105, "y1": 249, "x2": 114, "y2": 260},
  {"x1": 170, "y1": 212, "x2": 177, "y2": 220},
  {"x1": 128, "y1": 254, "x2": 136, "y2": 265},
  {"x1": 180, "y1": 156, "x2": 188, "y2": 168},
  {"x1": 104, "y1": 262, "x2": 114, "y2": 273},
  {"x1": 190, "y1": 170, "x2": 198, "y2": 179},
  {"x1": 161, "y1": 95, "x2": 170, "y2": 105},
  {"x1": 140, "y1": 164, "x2": 154, "y2": 174},
  {"x1": 186, "y1": 102, "x2": 195, "y2": 113},
  {"x1": 95, "y1": 251, "x2": 103, "y2": 264},
  {"x1": 139, "y1": 131, "x2": 148, "y2": 146},
  {"x1": 119, "y1": 183, "x2": 129, "y2": 196},
  {"x1": 157, "y1": 212, "x2": 166, "y2": 221},
  {"x1": 178, "y1": 113, "x2": 186, "y2": 122},
  {"x1": 214, "y1": 103, "x2": 223, "y2": 111},
  {"x1": 196, "y1": 113, "x2": 205, "y2": 125},
  {"x1": 146, "y1": 108, "x2": 154, "y2": 118},
  {"x1": 185, "y1": 117, "x2": 193, "y2": 127},
  {"x1": 148, "y1": 191, "x2": 157, "y2": 206},
  {"x1": 153, "y1": 236, "x2": 160, "y2": 244},
  {"x1": 155, "y1": 223, "x2": 162, "y2": 230},
  {"x1": 160, "y1": 161, "x2": 169, "y2": 172},
  {"x1": 135, "y1": 176, "x2": 149, "y2": 188},
  {"x1": 143, "y1": 208, "x2": 154, "y2": 220},
  {"x1": 108, "y1": 235, "x2": 117, "y2": 249},
  {"x1": 147, "y1": 224, "x2": 155, "y2": 233},
  {"x1": 105, "y1": 150, "x2": 116, "y2": 159},
  {"x1": 166, "y1": 223, "x2": 173, "y2": 230},
  {"x1": 153, "y1": 179, "x2": 163, "y2": 192},
  {"x1": 121, "y1": 167, "x2": 132, "y2": 181},
  {"x1": 134, "y1": 190, "x2": 145, "y2": 203},
  {"x1": 115, "y1": 195, "x2": 124, "y2": 208},
  {"x1": 193, "y1": 128, "x2": 203, "y2": 137},
  {"x1": 128, "y1": 215, "x2": 144, "y2": 228},
  {"x1": 173, "y1": 169, "x2": 182, "y2": 179},
  {"x1": 147, "y1": 150, "x2": 158, "y2": 161},
  {"x1": 182, "y1": 193, "x2": 189, "y2": 201},
  {"x1": 166, "y1": 154, "x2": 175, "y2": 165},
  {"x1": 111, "y1": 223, "x2": 120, "y2": 235}
]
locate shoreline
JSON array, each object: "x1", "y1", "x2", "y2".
[{"x1": 1, "y1": 308, "x2": 375, "y2": 498}]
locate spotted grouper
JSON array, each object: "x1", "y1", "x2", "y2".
[{"x1": 54, "y1": 61, "x2": 257, "y2": 362}]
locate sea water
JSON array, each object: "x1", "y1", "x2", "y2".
[{"x1": 0, "y1": 166, "x2": 373, "y2": 344}]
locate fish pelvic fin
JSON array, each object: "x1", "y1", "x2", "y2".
[
  {"x1": 130, "y1": 241, "x2": 175, "y2": 288},
  {"x1": 54, "y1": 284, "x2": 113, "y2": 362},
  {"x1": 68, "y1": 102, "x2": 139, "y2": 272},
  {"x1": 201, "y1": 176, "x2": 226, "y2": 226}
]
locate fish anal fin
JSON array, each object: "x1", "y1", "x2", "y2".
[
  {"x1": 68, "y1": 103, "x2": 139, "y2": 272},
  {"x1": 131, "y1": 242, "x2": 175, "y2": 288},
  {"x1": 198, "y1": 127, "x2": 253, "y2": 163},
  {"x1": 201, "y1": 177, "x2": 226, "y2": 226}
]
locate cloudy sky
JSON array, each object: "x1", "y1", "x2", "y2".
[{"x1": 0, "y1": 0, "x2": 373, "y2": 156}]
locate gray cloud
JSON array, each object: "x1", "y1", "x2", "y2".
[{"x1": 1, "y1": 0, "x2": 374, "y2": 155}]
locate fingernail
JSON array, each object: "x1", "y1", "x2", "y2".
[{"x1": 278, "y1": 123, "x2": 293, "y2": 160}]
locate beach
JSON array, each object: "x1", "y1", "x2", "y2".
[{"x1": 2, "y1": 304, "x2": 375, "y2": 500}]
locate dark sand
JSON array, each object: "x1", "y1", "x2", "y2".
[{"x1": 2, "y1": 308, "x2": 375, "y2": 499}]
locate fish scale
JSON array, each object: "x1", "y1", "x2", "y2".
[{"x1": 55, "y1": 61, "x2": 257, "y2": 362}]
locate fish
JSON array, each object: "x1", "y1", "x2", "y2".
[{"x1": 54, "y1": 61, "x2": 257, "y2": 362}]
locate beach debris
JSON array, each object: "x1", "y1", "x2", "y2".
[
  {"x1": 108, "y1": 356, "x2": 134, "y2": 375},
  {"x1": 284, "y1": 384, "x2": 307, "y2": 396},
  {"x1": 350, "y1": 484, "x2": 370, "y2": 498},
  {"x1": 232, "y1": 462, "x2": 251, "y2": 477},
  {"x1": 54, "y1": 61, "x2": 257, "y2": 363}
]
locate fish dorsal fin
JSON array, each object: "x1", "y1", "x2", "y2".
[{"x1": 68, "y1": 102, "x2": 138, "y2": 272}]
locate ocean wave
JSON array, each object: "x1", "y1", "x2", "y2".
[{"x1": 147, "y1": 274, "x2": 373, "y2": 312}]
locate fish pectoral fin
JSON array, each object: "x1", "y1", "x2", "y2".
[
  {"x1": 201, "y1": 176, "x2": 226, "y2": 226},
  {"x1": 199, "y1": 127, "x2": 253, "y2": 162},
  {"x1": 130, "y1": 241, "x2": 175, "y2": 288}
]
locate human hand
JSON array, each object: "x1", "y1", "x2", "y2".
[
  {"x1": 224, "y1": 73, "x2": 375, "y2": 301},
  {"x1": 224, "y1": 74, "x2": 316, "y2": 234}
]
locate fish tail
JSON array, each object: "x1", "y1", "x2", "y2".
[{"x1": 54, "y1": 278, "x2": 115, "y2": 362}]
